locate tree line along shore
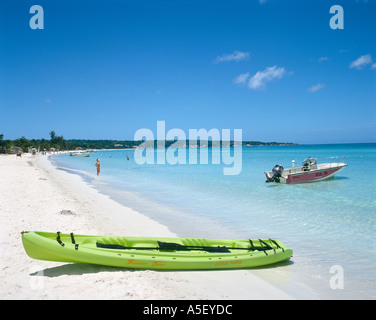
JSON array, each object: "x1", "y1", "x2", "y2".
[{"x1": 0, "y1": 131, "x2": 296, "y2": 154}]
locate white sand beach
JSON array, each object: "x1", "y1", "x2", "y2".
[{"x1": 0, "y1": 153, "x2": 297, "y2": 300}]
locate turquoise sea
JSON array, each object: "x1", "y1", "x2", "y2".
[{"x1": 51, "y1": 143, "x2": 376, "y2": 299}]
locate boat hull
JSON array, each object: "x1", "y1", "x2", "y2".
[
  {"x1": 285, "y1": 166, "x2": 346, "y2": 184},
  {"x1": 21, "y1": 231, "x2": 292, "y2": 270}
]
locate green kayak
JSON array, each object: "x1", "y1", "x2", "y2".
[{"x1": 21, "y1": 231, "x2": 293, "y2": 270}]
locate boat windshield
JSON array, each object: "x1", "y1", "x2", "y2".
[{"x1": 302, "y1": 157, "x2": 317, "y2": 166}]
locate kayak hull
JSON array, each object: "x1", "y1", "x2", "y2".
[{"x1": 21, "y1": 231, "x2": 293, "y2": 270}]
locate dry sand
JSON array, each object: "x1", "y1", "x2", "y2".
[{"x1": 0, "y1": 153, "x2": 295, "y2": 300}]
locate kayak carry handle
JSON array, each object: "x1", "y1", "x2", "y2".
[{"x1": 56, "y1": 232, "x2": 65, "y2": 247}]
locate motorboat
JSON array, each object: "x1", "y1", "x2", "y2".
[
  {"x1": 69, "y1": 151, "x2": 91, "y2": 157},
  {"x1": 265, "y1": 157, "x2": 347, "y2": 184}
]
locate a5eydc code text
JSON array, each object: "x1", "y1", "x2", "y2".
[{"x1": 143, "y1": 304, "x2": 233, "y2": 317}]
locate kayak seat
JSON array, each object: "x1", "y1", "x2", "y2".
[
  {"x1": 94, "y1": 237, "x2": 132, "y2": 248},
  {"x1": 181, "y1": 238, "x2": 210, "y2": 247}
]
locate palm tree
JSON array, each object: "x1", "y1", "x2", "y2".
[{"x1": 49, "y1": 131, "x2": 56, "y2": 141}]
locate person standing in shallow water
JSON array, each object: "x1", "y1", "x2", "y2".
[{"x1": 95, "y1": 159, "x2": 100, "y2": 175}]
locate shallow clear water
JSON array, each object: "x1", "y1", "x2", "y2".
[{"x1": 52, "y1": 143, "x2": 376, "y2": 299}]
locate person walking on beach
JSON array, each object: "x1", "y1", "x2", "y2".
[{"x1": 95, "y1": 159, "x2": 100, "y2": 175}]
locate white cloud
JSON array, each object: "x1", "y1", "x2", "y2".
[
  {"x1": 214, "y1": 51, "x2": 250, "y2": 64},
  {"x1": 248, "y1": 66, "x2": 286, "y2": 90},
  {"x1": 372, "y1": 63, "x2": 376, "y2": 70},
  {"x1": 44, "y1": 98, "x2": 52, "y2": 103},
  {"x1": 349, "y1": 54, "x2": 372, "y2": 70},
  {"x1": 233, "y1": 72, "x2": 250, "y2": 85},
  {"x1": 259, "y1": 0, "x2": 267, "y2": 3},
  {"x1": 307, "y1": 83, "x2": 325, "y2": 93},
  {"x1": 319, "y1": 57, "x2": 329, "y2": 62}
]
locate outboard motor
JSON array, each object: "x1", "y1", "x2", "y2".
[{"x1": 266, "y1": 164, "x2": 284, "y2": 183}]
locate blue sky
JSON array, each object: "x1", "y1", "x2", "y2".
[{"x1": 0, "y1": 0, "x2": 375, "y2": 144}]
